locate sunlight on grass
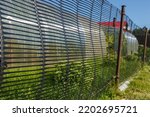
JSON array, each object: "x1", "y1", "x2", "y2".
[
  {"x1": 124, "y1": 65, "x2": 150, "y2": 99},
  {"x1": 99, "y1": 65, "x2": 150, "y2": 100}
]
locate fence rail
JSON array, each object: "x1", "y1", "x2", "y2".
[{"x1": 0, "y1": 0, "x2": 143, "y2": 99}]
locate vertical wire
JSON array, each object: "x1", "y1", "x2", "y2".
[
  {"x1": 88, "y1": 0, "x2": 97, "y2": 99},
  {"x1": 60, "y1": 0, "x2": 70, "y2": 99},
  {"x1": 0, "y1": 9, "x2": 4, "y2": 87},
  {"x1": 106, "y1": 4, "x2": 112, "y2": 81},
  {"x1": 98, "y1": 0, "x2": 105, "y2": 87},
  {"x1": 76, "y1": 0, "x2": 86, "y2": 99},
  {"x1": 34, "y1": 0, "x2": 46, "y2": 99},
  {"x1": 114, "y1": 8, "x2": 119, "y2": 59}
]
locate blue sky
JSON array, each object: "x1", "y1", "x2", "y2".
[{"x1": 107, "y1": 0, "x2": 150, "y2": 28}]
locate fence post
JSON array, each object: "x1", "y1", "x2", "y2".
[
  {"x1": 113, "y1": 17, "x2": 116, "y2": 27},
  {"x1": 115, "y1": 5, "x2": 125, "y2": 88},
  {"x1": 143, "y1": 28, "x2": 148, "y2": 64},
  {"x1": 113, "y1": 17, "x2": 116, "y2": 58}
]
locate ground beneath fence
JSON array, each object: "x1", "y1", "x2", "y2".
[
  {"x1": 99, "y1": 65, "x2": 150, "y2": 100},
  {"x1": 123, "y1": 65, "x2": 150, "y2": 99}
]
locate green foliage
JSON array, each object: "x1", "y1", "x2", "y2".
[
  {"x1": 132, "y1": 28, "x2": 145, "y2": 35},
  {"x1": 138, "y1": 45, "x2": 150, "y2": 63},
  {"x1": 104, "y1": 32, "x2": 116, "y2": 65},
  {"x1": 99, "y1": 65, "x2": 150, "y2": 100},
  {"x1": 122, "y1": 35, "x2": 128, "y2": 56},
  {"x1": 0, "y1": 31, "x2": 145, "y2": 99},
  {"x1": 146, "y1": 47, "x2": 150, "y2": 64},
  {"x1": 124, "y1": 54, "x2": 139, "y2": 61},
  {"x1": 0, "y1": 67, "x2": 42, "y2": 99},
  {"x1": 105, "y1": 32, "x2": 115, "y2": 55},
  {"x1": 54, "y1": 62, "x2": 83, "y2": 84}
]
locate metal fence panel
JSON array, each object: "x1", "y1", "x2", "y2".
[{"x1": 0, "y1": 0, "x2": 141, "y2": 99}]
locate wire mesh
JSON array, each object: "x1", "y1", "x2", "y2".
[
  {"x1": 119, "y1": 15, "x2": 142, "y2": 82},
  {"x1": 0, "y1": 0, "x2": 142, "y2": 99}
]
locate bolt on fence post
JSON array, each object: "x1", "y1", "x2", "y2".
[
  {"x1": 115, "y1": 5, "x2": 126, "y2": 89},
  {"x1": 143, "y1": 28, "x2": 148, "y2": 64}
]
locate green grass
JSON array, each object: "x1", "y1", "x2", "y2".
[
  {"x1": 0, "y1": 58, "x2": 113, "y2": 99},
  {"x1": 124, "y1": 65, "x2": 150, "y2": 99},
  {"x1": 0, "y1": 56, "x2": 142, "y2": 99},
  {"x1": 99, "y1": 65, "x2": 150, "y2": 100}
]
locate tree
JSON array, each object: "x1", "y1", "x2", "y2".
[{"x1": 133, "y1": 27, "x2": 150, "y2": 35}]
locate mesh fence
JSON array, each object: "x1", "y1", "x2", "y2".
[
  {"x1": 119, "y1": 15, "x2": 142, "y2": 82},
  {"x1": 0, "y1": 0, "x2": 142, "y2": 99},
  {"x1": 135, "y1": 32, "x2": 150, "y2": 65}
]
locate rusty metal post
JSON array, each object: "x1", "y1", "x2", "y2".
[
  {"x1": 115, "y1": 5, "x2": 126, "y2": 88},
  {"x1": 113, "y1": 17, "x2": 116, "y2": 27},
  {"x1": 113, "y1": 17, "x2": 116, "y2": 58},
  {"x1": 143, "y1": 28, "x2": 148, "y2": 64}
]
